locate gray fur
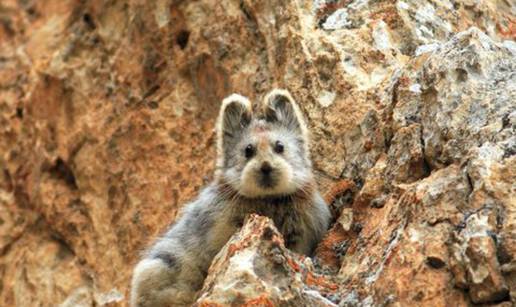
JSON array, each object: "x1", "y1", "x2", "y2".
[
  {"x1": 130, "y1": 89, "x2": 331, "y2": 307},
  {"x1": 220, "y1": 98, "x2": 252, "y2": 167},
  {"x1": 264, "y1": 92, "x2": 303, "y2": 135}
]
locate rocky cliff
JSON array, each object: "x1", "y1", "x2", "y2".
[{"x1": 0, "y1": 0, "x2": 514, "y2": 306}]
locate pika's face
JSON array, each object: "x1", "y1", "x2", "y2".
[
  {"x1": 224, "y1": 121, "x2": 311, "y2": 197},
  {"x1": 216, "y1": 90, "x2": 312, "y2": 198}
]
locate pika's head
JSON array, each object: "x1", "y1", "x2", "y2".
[{"x1": 215, "y1": 89, "x2": 313, "y2": 198}]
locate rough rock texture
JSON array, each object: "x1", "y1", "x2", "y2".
[
  {"x1": 0, "y1": 0, "x2": 514, "y2": 306},
  {"x1": 195, "y1": 214, "x2": 339, "y2": 306}
]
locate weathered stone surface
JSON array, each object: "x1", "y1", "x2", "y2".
[
  {"x1": 195, "y1": 215, "x2": 338, "y2": 306},
  {"x1": 392, "y1": 28, "x2": 515, "y2": 170},
  {"x1": 466, "y1": 236, "x2": 508, "y2": 303},
  {"x1": 0, "y1": 0, "x2": 514, "y2": 306},
  {"x1": 317, "y1": 23, "x2": 515, "y2": 307}
]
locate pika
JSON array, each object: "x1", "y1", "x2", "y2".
[{"x1": 130, "y1": 89, "x2": 331, "y2": 306}]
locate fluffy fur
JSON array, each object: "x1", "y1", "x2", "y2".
[{"x1": 130, "y1": 89, "x2": 331, "y2": 307}]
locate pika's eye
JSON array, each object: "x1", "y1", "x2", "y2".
[
  {"x1": 244, "y1": 144, "x2": 255, "y2": 159},
  {"x1": 274, "y1": 140, "x2": 284, "y2": 154}
]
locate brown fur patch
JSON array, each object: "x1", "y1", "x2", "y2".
[{"x1": 257, "y1": 134, "x2": 269, "y2": 151}]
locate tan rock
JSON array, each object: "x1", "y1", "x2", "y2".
[
  {"x1": 195, "y1": 214, "x2": 338, "y2": 306},
  {"x1": 466, "y1": 236, "x2": 508, "y2": 304}
]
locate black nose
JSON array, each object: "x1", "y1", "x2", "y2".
[{"x1": 260, "y1": 162, "x2": 272, "y2": 175}]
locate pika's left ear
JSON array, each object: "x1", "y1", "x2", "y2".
[
  {"x1": 262, "y1": 89, "x2": 309, "y2": 142},
  {"x1": 216, "y1": 93, "x2": 253, "y2": 168}
]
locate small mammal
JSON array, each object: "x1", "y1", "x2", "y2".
[{"x1": 130, "y1": 89, "x2": 331, "y2": 306}]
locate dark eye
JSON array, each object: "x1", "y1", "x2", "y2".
[
  {"x1": 274, "y1": 140, "x2": 284, "y2": 154},
  {"x1": 244, "y1": 144, "x2": 255, "y2": 159}
]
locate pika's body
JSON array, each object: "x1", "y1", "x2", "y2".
[{"x1": 131, "y1": 90, "x2": 331, "y2": 306}]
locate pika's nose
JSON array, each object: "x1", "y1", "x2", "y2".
[{"x1": 260, "y1": 162, "x2": 272, "y2": 175}]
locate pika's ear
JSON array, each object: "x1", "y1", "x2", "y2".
[
  {"x1": 262, "y1": 89, "x2": 309, "y2": 142},
  {"x1": 216, "y1": 94, "x2": 252, "y2": 167}
]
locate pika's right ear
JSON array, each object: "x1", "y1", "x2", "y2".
[
  {"x1": 262, "y1": 89, "x2": 309, "y2": 141},
  {"x1": 216, "y1": 94, "x2": 252, "y2": 167}
]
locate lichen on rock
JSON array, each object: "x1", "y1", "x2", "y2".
[{"x1": 195, "y1": 214, "x2": 339, "y2": 306}]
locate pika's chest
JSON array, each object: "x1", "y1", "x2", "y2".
[
  {"x1": 208, "y1": 199, "x2": 306, "y2": 252},
  {"x1": 233, "y1": 200, "x2": 303, "y2": 233}
]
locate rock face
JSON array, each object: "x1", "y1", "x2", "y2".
[
  {"x1": 0, "y1": 0, "x2": 514, "y2": 306},
  {"x1": 195, "y1": 214, "x2": 339, "y2": 306}
]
